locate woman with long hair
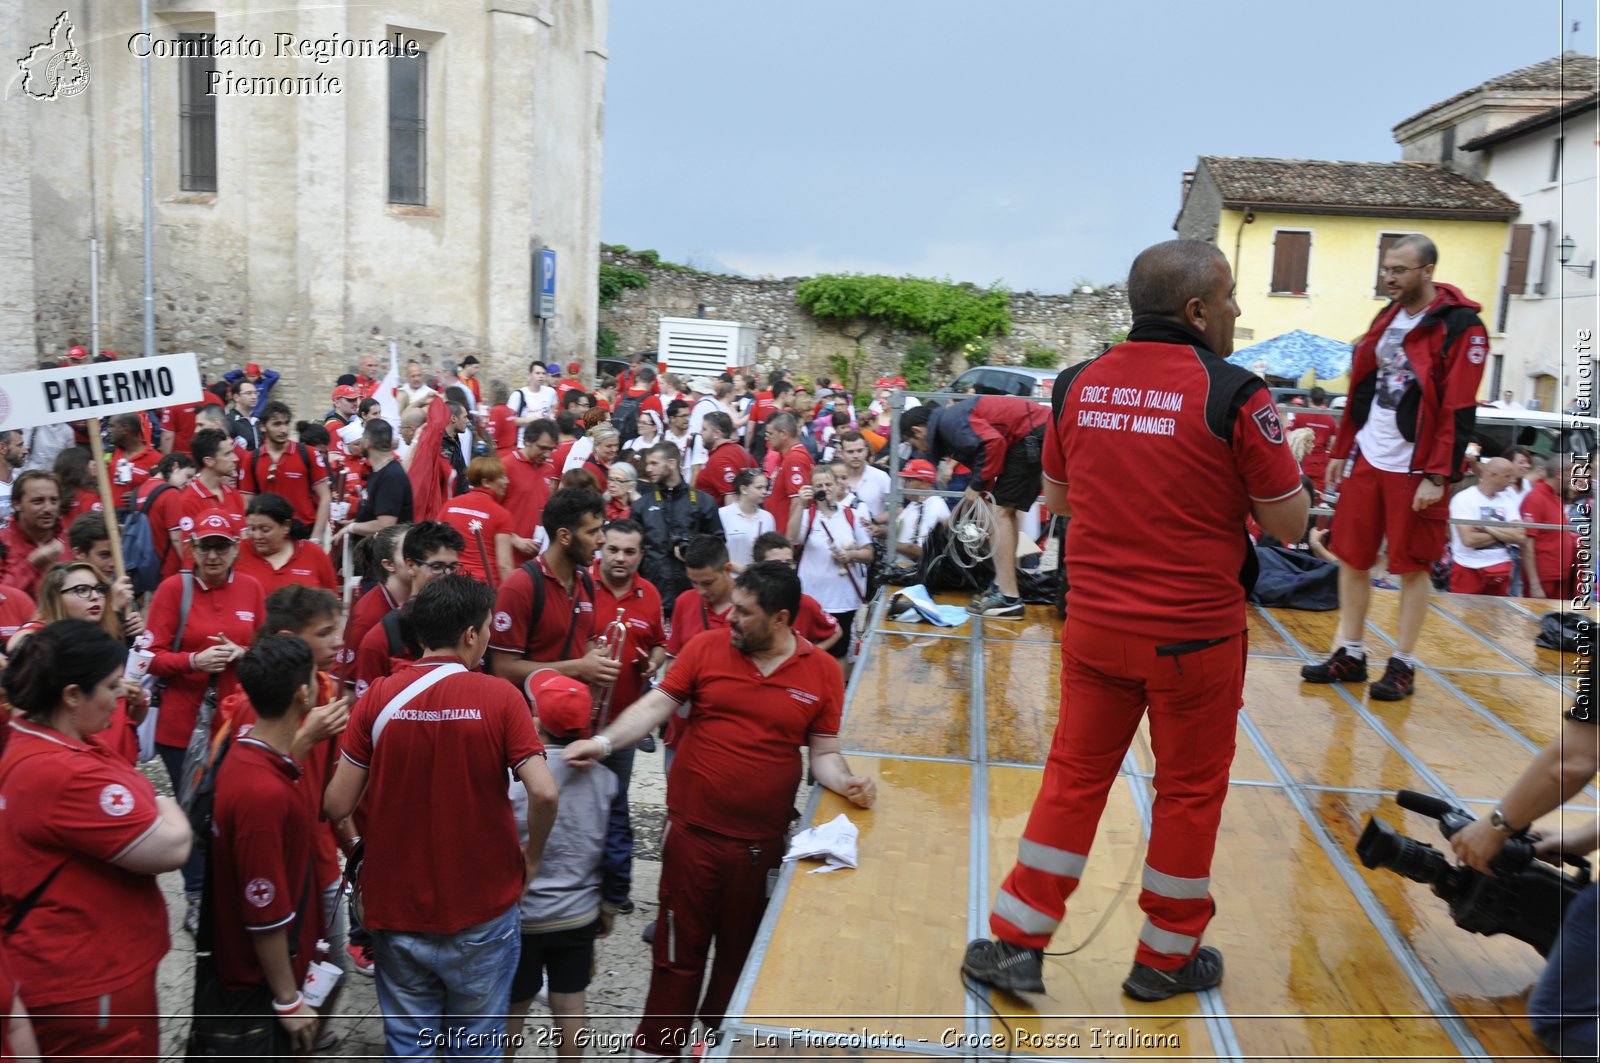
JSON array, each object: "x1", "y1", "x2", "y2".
[
  {"x1": 718, "y1": 467, "x2": 776, "y2": 570},
  {"x1": 235, "y1": 493, "x2": 337, "y2": 598},
  {"x1": 52, "y1": 448, "x2": 101, "y2": 526},
  {"x1": 0, "y1": 620, "x2": 192, "y2": 1059},
  {"x1": 6, "y1": 563, "x2": 149, "y2": 763}
]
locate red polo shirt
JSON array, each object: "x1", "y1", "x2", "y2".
[
  {"x1": 442, "y1": 488, "x2": 513, "y2": 585},
  {"x1": 590, "y1": 569, "x2": 666, "y2": 725},
  {"x1": 112, "y1": 447, "x2": 162, "y2": 508},
  {"x1": 179, "y1": 477, "x2": 246, "y2": 537},
  {"x1": 240, "y1": 443, "x2": 330, "y2": 527},
  {"x1": 502, "y1": 451, "x2": 557, "y2": 563},
  {"x1": 1046, "y1": 339, "x2": 1303, "y2": 640},
  {"x1": 667, "y1": 589, "x2": 732, "y2": 656},
  {"x1": 161, "y1": 401, "x2": 200, "y2": 456},
  {"x1": 353, "y1": 615, "x2": 418, "y2": 698},
  {"x1": 337, "y1": 584, "x2": 400, "y2": 686},
  {"x1": 0, "y1": 587, "x2": 35, "y2": 641},
  {"x1": 694, "y1": 441, "x2": 756, "y2": 500},
  {"x1": 490, "y1": 556, "x2": 596, "y2": 663},
  {"x1": 340, "y1": 658, "x2": 543, "y2": 933},
  {"x1": 765, "y1": 444, "x2": 814, "y2": 528},
  {"x1": 1522, "y1": 479, "x2": 1578, "y2": 593},
  {"x1": 140, "y1": 570, "x2": 266, "y2": 748},
  {"x1": 551, "y1": 440, "x2": 578, "y2": 477},
  {"x1": 659, "y1": 630, "x2": 842, "y2": 839},
  {"x1": 0, "y1": 721, "x2": 170, "y2": 1007},
  {"x1": 209, "y1": 736, "x2": 319, "y2": 991},
  {"x1": 488, "y1": 404, "x2": 518, "y2": 454},
  {"x1": 234, "y1": 540, "x2": 337, "y2": 599},
  {"x1": 0, "y1": 522, "x2": 68, "y2": 599}
]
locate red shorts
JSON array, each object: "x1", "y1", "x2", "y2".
[
  {"x1": 26, "y1": 966, "x2": 160, "y2": 1062},
  {"x1": 1329, "y1": 457, "x2": 1448, "y2": 574},
  {"x1": 1450, "y1": 561, "x2": 1512, "y2": 596}
]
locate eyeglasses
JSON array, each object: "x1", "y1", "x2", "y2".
[
  {"x1": 1378, "y1": 265, "x2": 1427, "y2": 278},
  {"x1": 419, "y1": 560, "x2": 461, "y2": 575},
  {"x1": 62, "y1": 583, "x2": 109, "y2": 600},
  {"x1": 193, "y1": 540, "x2": 236, "y2": 554}
]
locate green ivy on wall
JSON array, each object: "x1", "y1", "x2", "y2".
[{"x1": 793, "y1": 273, "x2": 1011, "y2": 351}]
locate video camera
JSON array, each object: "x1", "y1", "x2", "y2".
[{"x1": 1356, "y1": 789, "x2": 1591, "y2": 957}]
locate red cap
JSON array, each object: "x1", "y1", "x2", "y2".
[
  {"x1": 900, "y1": 458, "x2": 937, "y2": 482},
  {"x1": 892, "y1": 377, "x2": 908, "y2": 389},
  {"x1": 189, "y1": 511, "x2": 241, "y2": 542},
  {"x1": 566, "y1": 361, "x2": 582, "y2": 376},
  {"x1": 332, "y1": 384, "x2": 361, "y2": 401},
  {"x1": 67, "y1": 345, "x2": 88, "y2": 361},
  {"x1": 245, "y1": 362, "x2": 262, "y2": 376},
  {"x1": 874, "y1": 377, "x2": 893, "y2": 389},
  {"x1": 524, "y1": 669, "x2": 593, "y2": 739},
  {"x1": 99, "y1": 350, "x2": 117, "y2": 361}
]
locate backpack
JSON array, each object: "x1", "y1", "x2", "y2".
[
  {"x1": 612, "y1": 393, "x2": 646, "y2": 444},
  {"x1": 485, "y1": 561, "x2": 595, "y2": 676},
  {"x1": 119, "y1": 483, "x2": 173, "y2": 597}
]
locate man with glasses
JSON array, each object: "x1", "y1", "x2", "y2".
[
  {"x1": 1302, "y1": 234, "x2": 1488, "y2": 701},
  {"x1": 351, "y1": 521, "x2": 465, "y2": 693},
  {"x1": 502, "y1": 419, "x2": 561, "y2": 563},
  {"x1": 226, "y1": 381, "x2": 261, "y2": 451}
]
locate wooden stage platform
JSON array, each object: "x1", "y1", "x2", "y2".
[{"x1": 708, "y1": 590, "x2": 1591, "y2": 1061}]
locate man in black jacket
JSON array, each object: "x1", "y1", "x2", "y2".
[{"x1": 630, "y1": 442, "x2": 722, "y2": 603}]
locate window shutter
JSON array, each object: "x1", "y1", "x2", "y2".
[
  {"x1": 1271, "y1": 231, "x2": 1310, "y2": 294},
  {"x1": 1504, "y1": 224, "x2": 1534, "y2": 295}
]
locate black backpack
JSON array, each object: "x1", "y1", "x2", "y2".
[{"x1": 611, "y1": 393, "x2": 646, "y2": 444}]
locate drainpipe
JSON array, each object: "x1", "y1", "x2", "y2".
[{"x1": 1233, "y1": 207, "x2": 1255, "y2": 287}]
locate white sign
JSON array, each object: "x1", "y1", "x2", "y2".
[{"x1": 0, "y1": 353, "x2": 204, "y2": 432}]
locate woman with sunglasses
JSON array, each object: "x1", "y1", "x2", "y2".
[
  {"x1": 235, "y1": 492, "x2": 337, "y2": 598},
  {"x1": 0, "y1": 620, "x2": 192, "y2": 1060},
  {"x1": 6, "y1": 563, "x2": 150, "y2": 763},
  {"x1": 605, "y1": 462, "x2": 641, "y2": 522},
  {"x1": 718, "y1": 467, "x2": 776, "y2": 571}
]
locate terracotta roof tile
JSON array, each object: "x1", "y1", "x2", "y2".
[
  {"x1": 1199, "y1": 156, "x2": 1519, "y2": 219},
  {"x1": 1461, "y1": 92, "x2": 1600, "y2": 150},
  {"x1": 1395, "y1": 52, "x2": 1597, "y2": 130}
]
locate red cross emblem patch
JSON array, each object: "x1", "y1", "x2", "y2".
[{"x1": 246, "y1": 877, "x2": 276, "y2": 908}]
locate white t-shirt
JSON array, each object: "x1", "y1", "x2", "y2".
[
  {"x1": 1449, "y1": 485, "x2": 1515, "y2": 569},
  {"x1": 564, "y1": 437, "x2": 594, "y2": 473},
  {"x1": 663, "y1": 428, "x2": 695, "y2": 478},
  {"x1": 843, "y1": 465, "x2": 892, "y2": 519},
  {"x1": 511, "y1": 386, "x2": 556, "y2": 443},
  {"x1": 688, "y1": 396, "x2": 720, "y2": 437},
  {"x1": 796, "y1": 505, "x2": 872, "y2": 613},
  {"x1": 895, "y1": 495, "x2": 951, "y2": 555},
  {"x1": 1354, "y1": 307, "x2": 1425, "y2": 473},
  {"x1": 719, "y1": 504, "x2": 776, "y2": 569}
]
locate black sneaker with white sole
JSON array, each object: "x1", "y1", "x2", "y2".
[
  {"x1": 1299, "y1": 647, "x2": 1368, "y2": 684},
  {"x1": 961, "y1": 938, "x2": 1045, "y2": 995},
  {"x1": 1121, "y1": 945, "x2": 1224, "y2": 1001}
]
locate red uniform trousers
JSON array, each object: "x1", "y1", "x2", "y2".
[
  {"x1": 26, "y1": 964, "x2": 161, "y2": 1061},
  {"x1": 1449, "y1": 561, "x2": 1512, "y2": 596},
  {"x1": 991, "y1": 618, "x2": 1246, "y2": 971},
  {"x1": 635, "y1": 816, "x2": 784, "y2": 1057}
]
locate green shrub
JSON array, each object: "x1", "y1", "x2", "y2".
[
  {"x1": 900, "y1": 339, "x2": 939, "y2": 392},
  {"x1": 1019, "y1": 344, "x2": 1059, "y2": 369},
  {"x1": 794, "y1": 274, "x2": 1010, "y2": 351},
  {"x1": 598, "y1": 263, "x2": 650, "y2": 308},
  {"x1": 962, "y1": 338, "x2": 991, "y2": 367},
  {"x1": 596, "y1": 327, "x2": 619, "y2": 361}
]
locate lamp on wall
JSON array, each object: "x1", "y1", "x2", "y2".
[{"x1": 1556, "y1": 233, "x2": 1595, "y2": 278}]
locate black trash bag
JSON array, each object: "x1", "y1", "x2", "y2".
[
  {"x1": 1536, "y1": 612, "x2": 1594, "y2": 653},
  {"x1": 916, "y1": 519, "x2": 994, "y2": 594}
]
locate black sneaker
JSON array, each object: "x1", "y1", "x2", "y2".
[
  {"x1": 961, "y1": 938, "x2": 1045, "y2": 995},
  {"x1": 1300, "y1": 647, "x2": 1368, "y2": 684},
  {"x1": 1122, "y1": 945, "x2": 1224, "y2": 1002},
  {"x1": 1369, "y1": 657, "x2": 1415, "y2": 701},
  {"x1": 614, "y1": 899, "x2": 635, "y2": 915}
]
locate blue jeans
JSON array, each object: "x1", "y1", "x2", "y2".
[
  {"x1": 1530, "y1": 882, "x2": 1599, "y2": 1060},
  {"x1": 372, "y1": 904, "x2": 521, "y2": 1060},
  {"x1": 601, "y1": 746, "x2": 636, "y2": 906}
]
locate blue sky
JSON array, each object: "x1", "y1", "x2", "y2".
[{"x1": 600, "y1": 0, "x2": 1591, "y2": 293}]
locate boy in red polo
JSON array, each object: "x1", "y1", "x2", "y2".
[
  {"x1": 208, "y1": 635, "x2": 325, "y2": 1057},
  {"x1": 563, "y1": 562, "x2": 876, "y2": 1057},
  {"x1": 241, "y1": 402, "x2": 332, "y2": 541},
  {"x1": 325, "y1": 576, "x2": 559, "y2": 1058}
]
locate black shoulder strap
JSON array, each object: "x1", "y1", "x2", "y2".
[
  {"x1": 1199, "y1": 356, "x2": 1269, "y2": 443},
  {"x1": 4, "y1": 860, "x2": 67, "y2": 935},
  {"x1": 173, "y1": 572, "x2": 196, "y2": 652},
  {"x1": 519, "y1": 559, "x2": 546, "y2": 660},
  {"x1": 382, "y1": 609, "x2": 408, "y2": 658},
  {"x1": 140, "y1": 482, "x2": 173, "y2": 516}
]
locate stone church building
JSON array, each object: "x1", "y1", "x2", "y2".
[{"x1": 1, "y1": 0, "x2": 606, "y2": 413}]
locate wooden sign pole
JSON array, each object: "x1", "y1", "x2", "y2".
[{"x1": 85, "y1": 417, "x2": 127, "y2": 582}]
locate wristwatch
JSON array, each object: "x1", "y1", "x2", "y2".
[
  {"x1": 1489, "y1": 806, "x2": 1522, "y2": 834},
  {"x1": 1423, "y1": 473, "x2": 1445, "y2": 486}
]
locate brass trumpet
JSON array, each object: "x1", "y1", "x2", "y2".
[{"x1": 591, "y1": 607, "x2": 630, "y2": 734}]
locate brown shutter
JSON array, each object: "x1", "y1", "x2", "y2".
[
  {"x1": 1504, "y1": 224, "x2": 1534, "y2": 295},
  {"x1": 1271, "y1": 231, "x2": 1310, "y2": 294},
  {"x1": 1374, "y1": 233, "x2": 1402, "y2": 297}
]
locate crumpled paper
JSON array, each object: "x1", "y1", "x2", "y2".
[{"x1": 783, "y1": 813, "x2": 860, "y2": 874}]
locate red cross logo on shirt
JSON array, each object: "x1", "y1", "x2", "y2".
[
  {"x1": 98, "y1": 783, "x2": 134, "y2": 817},
  {"x1": 245, "y1": 877, "x2": 276, "y2": 908}
]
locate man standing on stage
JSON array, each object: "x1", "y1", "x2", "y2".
[
  {"x1": 962, "y1": 240, "x2": 1306, "y2": 1000},
  {"x1": 1300, "y1": 234, "x2": 1487, "y2": 700},
  {"x1": 564, "y1": 562, "x2": 875, "y2": 1056}
]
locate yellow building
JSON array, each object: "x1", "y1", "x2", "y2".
[{"x1": 1174, "y1": 157, "x2": 1517, "y2": 392}]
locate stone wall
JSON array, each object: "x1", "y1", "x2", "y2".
[{"x1": 598, "y1": 248, "x2": 1131, "y2": 384}]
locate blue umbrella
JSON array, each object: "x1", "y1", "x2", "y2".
[{"x1": 1228, "y1": 329, "x2": 1353, "y2": 380}]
